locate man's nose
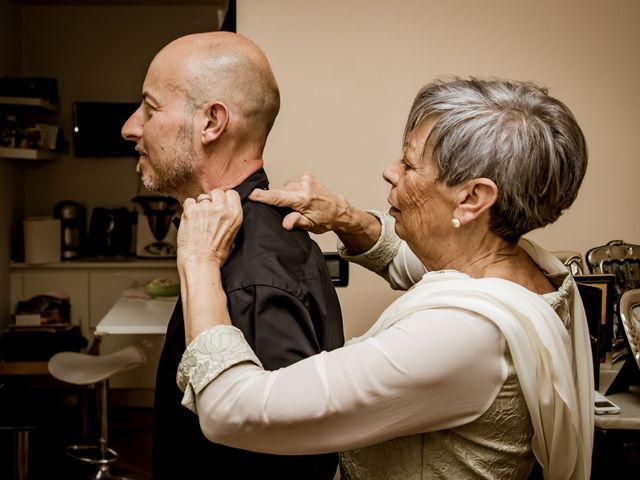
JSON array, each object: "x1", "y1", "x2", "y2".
[{"x1": 121, "y1": 105, "x2": 143, "y2": 141}]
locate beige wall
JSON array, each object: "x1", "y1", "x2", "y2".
[
  {"x1": 238, "y1": 0, "x2": 640, "y2": 338},
  {"x1": 0, "y1": 0, "x2": 24, "y2": 328}
]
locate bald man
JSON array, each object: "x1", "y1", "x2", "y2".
[{"x1": 122, "y1": 32, "x2": 344, "y2": 479}]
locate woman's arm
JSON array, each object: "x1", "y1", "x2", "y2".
[
  {"x1": 179, "y1": 309, "x2": 507, "y2": 455},
  {"x1": 338, "y1": 212, "x2": 427, "y2": 288},
  {"x1": 249, "y1": 174, "x2": 428, "y2": 287}
]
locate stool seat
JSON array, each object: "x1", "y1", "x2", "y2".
[
  {"x1": 46, "y1": 345, "x2": 147, "y2": 479},
  {"x1": 48, "y1": 345, "x2": 146, "y2": 385}
]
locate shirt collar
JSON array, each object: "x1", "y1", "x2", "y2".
[
  {"x1": 172, "y1": 168, "x2": 269, "y2": 228},
  {"x1": 233, "y1": 168, "x2": 269, "y2": 202}
]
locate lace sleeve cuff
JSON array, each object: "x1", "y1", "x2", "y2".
[
  {"x1": 177, "y1": 325, "x2": 262, "y2": 413},
  {"x1": 337, "y1": 210, "x2": 401, "y2": 276}
]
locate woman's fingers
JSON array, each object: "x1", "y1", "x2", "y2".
[
  {"x1": 248, "y1": 172, "x2": 348, "y2": 234},
  {"x1": 178, "y1": 189, "x2": 243, "y2": 268},
  {"x1": 248, "y1": 187, "x2": 301, "y2": 208}
]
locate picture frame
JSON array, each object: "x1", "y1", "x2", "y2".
[{"x1": 573, "y1": 274, "x2": 616, "y2": 390}]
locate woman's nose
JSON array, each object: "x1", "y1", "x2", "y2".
[
  {"x1": 383, "y1": 161, "x2": 400, "y2": 186},
  {"x1": 121, "y1": 105, "x2": 143, "y2": 142}
]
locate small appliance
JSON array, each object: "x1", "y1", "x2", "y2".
[
  {"x1": 133, "y1": 196, "x2": 179, "y2": 258},
  {"x1": 89, "y1": 206, "x2": 132, "y2": 257},
  {"x1": 53, "y1": 200, "x2": 86, "y2": 260}
]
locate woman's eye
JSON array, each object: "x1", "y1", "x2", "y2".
[{"x1": 400, "y1": 158, "x2": 413, "y2": 170}]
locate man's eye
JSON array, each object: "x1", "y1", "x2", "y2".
[{"x1": 142, "y1": 101, "x2": 157, "y2": 118}]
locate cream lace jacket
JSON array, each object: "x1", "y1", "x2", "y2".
[{"x1": 177, "y1": 212, "x2": 593, "y2": 479}]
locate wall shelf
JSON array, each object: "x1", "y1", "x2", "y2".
[
  {"x1": 0, "y1": 146, "x2": 58, "y2": 160},
  {"x1": 0, "y1": 95, "x2": 60, "y2": 160},
  {"x1": 0, "y1": 96, "x2": 58, "y2": 112}
]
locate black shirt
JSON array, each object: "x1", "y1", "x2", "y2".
[{"x1": 152, "y1": 169, "x2": 345, "y2": 480}]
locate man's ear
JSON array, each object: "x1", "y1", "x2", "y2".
[
  {"x1": 452, "y1": 178, "x2": 498, "y2": 226},
  {"x1": 202, "y1": 101, "x2": 229, "y2": 145}
]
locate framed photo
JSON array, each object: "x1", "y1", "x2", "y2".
[{"x1": 574, "y1": 274, "x2": 615, "y2": 355}]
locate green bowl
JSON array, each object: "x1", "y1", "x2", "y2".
[{"x1": 144, "y1": 281, "x2": 180, "y2": 298}]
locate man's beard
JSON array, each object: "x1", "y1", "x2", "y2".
[{"x1": 138, "y1": 122, "x2": 197, "y2": 196}]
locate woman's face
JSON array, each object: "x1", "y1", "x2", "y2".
[{"x1": 383, "y1": 119, "x2": 455, "y2": 249}]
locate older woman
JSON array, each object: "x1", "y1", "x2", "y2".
[{"x1": 175, "y1": 78, "x2": 593, "y2": 479}]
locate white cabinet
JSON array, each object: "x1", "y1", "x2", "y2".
[{"x1": 9, "y1": 259, "x2": 177, "y2": 405}]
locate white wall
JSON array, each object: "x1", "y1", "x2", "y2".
[{"x1": 238, "y1": 0, "x2": 640, "y2": 338}]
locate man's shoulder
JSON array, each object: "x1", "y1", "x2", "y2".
[
  {"x1": 224, "y1": 201, "x2": 329, "y2": 293},
  {"x1": 242, "y1": 200, "x2": 314, "y2": 250}
]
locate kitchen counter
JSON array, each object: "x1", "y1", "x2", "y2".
[
  {"x1": 10, "y1": 257, "x2": 176, "y2": 269},
  {"x1": 96, "y1": 294, "x2": 177, "y2": 335}
]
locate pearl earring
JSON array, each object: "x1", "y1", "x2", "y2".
[{"x1": 451, "y1": 218, "x2": 461, "y2": 229}]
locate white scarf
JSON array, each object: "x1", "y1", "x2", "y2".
[{"x1": 349, "y1": 239, "x2": 594, "y2": 479}]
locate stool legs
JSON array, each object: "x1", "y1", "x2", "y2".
[
  {"x1": 15, "y1": 429, "x2": 29, "y2": 480},
  {"x1": 98, "y1": 379, "x2": 109, "y2": 460},
  {"x1": 68, "y1": 380, "x2": 136, "y2": 480}
]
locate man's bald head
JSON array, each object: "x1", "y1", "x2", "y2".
[{"x1": 153, "y1": 31, "x2": 280, "y2": 142}]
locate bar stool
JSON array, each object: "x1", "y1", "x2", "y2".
[{"x1": 48, "y1": 345, "x2": 146, "y2": 480}]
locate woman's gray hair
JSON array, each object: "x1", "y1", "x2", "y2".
[{"x1": 405, "y1": 77, "x2": 587, "y2": 243}]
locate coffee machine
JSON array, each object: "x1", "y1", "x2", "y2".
[
  {"x1": 133, "y1": 196, "x2": 179, "y2": 258},
  {"x1": 53, "y1": 200, "x2": 86, "y2": 260}
]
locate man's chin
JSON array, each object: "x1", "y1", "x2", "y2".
[{"x1": 139, "y1": 174, "x2": 160, "y2": 194}]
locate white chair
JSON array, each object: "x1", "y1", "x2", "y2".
[{"x1": 48, "y1": 345, "x2": 146, "y2": 480}]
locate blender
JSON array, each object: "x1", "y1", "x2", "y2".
[{"x1": 132, "y1": 196, "x2": 179, "y2": 258}]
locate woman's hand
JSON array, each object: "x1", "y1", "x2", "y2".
[
  {"x1": 177, "y1": 189, "x2": 243, "y2": 270},
  {"x1": 248, "y1": 172, "x2": 352, "y2": 233},
  {"x1": 178, "y1": 189, "x2": 242, "y2": 343},
  {"x1": 249, "y1": 172, "x2": 381, "y2": 254}
]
